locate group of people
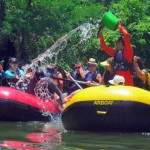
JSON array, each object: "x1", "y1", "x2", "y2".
[
  {"x1": 97, "y1": 19, "x2": 149, "y2": 90},
  {"x1": 0, "y1": 18, "x2": 149, "y2": 106},
  {"x1": 62, "y1": 18, "x2": 150, "y2": 94},
  {"x1": 0, "y1": 58, "x2": 65, "y2": 105}
]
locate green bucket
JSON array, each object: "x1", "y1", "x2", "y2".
[{"x1": 102, "y1": 11, "x2": 118, "y2": 31}]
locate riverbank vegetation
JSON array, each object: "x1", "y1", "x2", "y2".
[{"x1": 0, "y1": 0, "x2": 150, "y2": 70}]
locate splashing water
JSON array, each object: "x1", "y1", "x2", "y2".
[
  {"x1": 24, "y1": 22, "x2": 96, "y2": 72},
  {"x1": 9, "y1": 23, "x2": 97, "y2": 119},
  {"x1": 7, "y1": 23, "x2": 96, "y2": 90}
]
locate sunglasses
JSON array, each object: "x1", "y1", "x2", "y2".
[{"x1": 75, "y1": 66, "x2": 81, "y2": 69}]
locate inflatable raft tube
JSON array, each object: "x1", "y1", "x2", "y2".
[
  {"x1": 0, "y1": 87, "x2": 60, "y2": 122},
  {"x1": 62, "y1": 86, "x2": 150, "y2": 132}
]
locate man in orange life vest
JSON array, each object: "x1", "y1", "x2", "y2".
[{"x1": 98, "y1": 19, "x2": 133, "y2": 86}]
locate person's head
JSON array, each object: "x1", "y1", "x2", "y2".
[
  {"x1": 46, "y1": 65, "x2": 54, "y2": 73},
  {"x1": 86, "y1": 58, "x2": 97, "y2": 73},
  {"x1": 25, "y1": 67, "x2": 33, "y2": 78},
  {"x1": 108, "y1": 75, "x2": 125, "y2": 85},
  {"x1": 74, "y1": 61, "x2": 84, "y2": 73},
  {"x1": 9, "y1": 57, "x2": 18, "y2": 70},
  {"x1": 100, "y1": 57, "x2": 114, "y2": 71},
  {"x1": 53, "y1": 66, "x2": 59, "y2": 73},
  {"x1": 35, "y1": 70, "x2": 45, "y2": 80},
  {"x1": 116, "y1": 36, "x2": 125, "y2": 50},
  {"x1": 26, "y1": 67, "x2": 32, "y2": 73},
  {"x1": 47, "y1": 64, "x2": 58, "y2": 73}
]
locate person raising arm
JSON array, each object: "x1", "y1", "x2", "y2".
[{"x1": 98, "y1": 19, "x2": 133, "y2": 86}]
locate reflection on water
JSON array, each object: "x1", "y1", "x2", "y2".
[
  {"x1": 0, "y1": 121, "x2": 150, "y2": 149},
  {"x1": 0, "y1": 121, "x2": 64, "y2": 150}
]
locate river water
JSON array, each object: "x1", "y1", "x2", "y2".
[
  {"x1": 0, "y1": 121, "x2": 150, "y2": 150},
  {"x1": 1, "y1": 22, "x2": 150, "y2": 149}
]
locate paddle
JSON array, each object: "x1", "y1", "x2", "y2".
[
  {"x1": 51, "y1": 76, "x2": 101, "y2": 86},
  {"x1": 61, "y1": 69, "x2": 83, "y2": 89}
]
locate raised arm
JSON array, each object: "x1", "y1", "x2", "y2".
[
  {"x1": 98, "y1": 23, "x2": 116, "y2": 57},
  {"x1": 118, "y1": 21, "x2": 133, "y2": 62}
]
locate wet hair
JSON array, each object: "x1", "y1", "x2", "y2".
[
  {"x1": 117, "y1": 36, "x2": 125, "y2": 46},
  {"x1": 35, "y1": 70, "x2": 45, "y2": 79}
]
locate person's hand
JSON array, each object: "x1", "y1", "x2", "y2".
[
  {"x1": 79, "y1": 67, "x2": 85, "y2": 79},
  {"x1": 97, "y1": 21, "x2": 103, "y2": 37},
  {"x1": 133, "y1": 56, "x2": 140, "y2": 70},
  {"x1": 133, "y1": 56, "x2": 139, "y2": 68},
  {"x1": 118, "y1": 19, "x2": 122, "y2": 26},
  {"x1": 96, "y1": 74, "x2": 102, "y2": 83},
  {"x1": 133, "y1": 56, "x2": 137, "y2": 64},
  {"x1": 86, "y1": 81, "x2": 91, "y2": 86},
  {"x1": 26, "y1": 73, "x2": 31, "y2": 78},
  {"x1": 26, "y1": 71, "x2": 34, "y2": 78},
  {"x1": 65, "y1": 72, "x2": 71, "y2": 79},
  {"x1": 98, "y1": 21, "x2": 103, "y2": 29},
  {"x1": 15, "y1": 74, "x2": 20, "y2": 79}
]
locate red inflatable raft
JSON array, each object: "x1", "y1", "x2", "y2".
[{"x1": 0, "y1": 87, "x2": 60, "y2": 122}]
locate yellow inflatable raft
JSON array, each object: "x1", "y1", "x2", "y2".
[{"x1": 62, "y1": 86, "x2": 150, "y2": 132}]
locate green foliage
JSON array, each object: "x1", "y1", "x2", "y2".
[{"x1": 1, "y1": 0, "x2": 150, "y2": 70}]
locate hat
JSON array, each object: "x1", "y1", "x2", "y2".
[
  {"x1": 108, "y1": 75, "x2": 125, "y2": 85},
  {"x1": 9, "y1": 57, "x2": 18, "y2": 63},
  {"x1": 86, "y1": 58, "x2": 97, "y2": 65},
  {"x1": 100, "y1": 57, "x2": 114, "y2": 67}
]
